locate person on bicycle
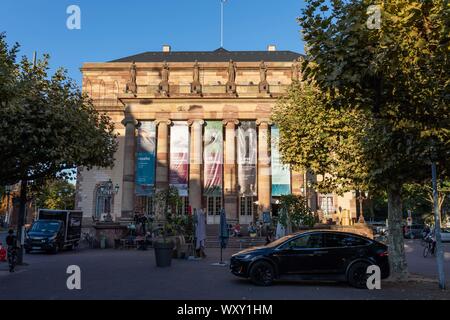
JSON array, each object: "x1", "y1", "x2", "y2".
[{"x1": 5, "y1": 229, "x2": 17, "y2": 272}]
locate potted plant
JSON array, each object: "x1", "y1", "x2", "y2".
[{"x1": 153, "y1": 186, "x2": 181, "y2": 267}]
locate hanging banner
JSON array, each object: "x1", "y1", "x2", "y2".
[
  {"x1": 271, "y1": 126, "x2": 291, "y2": 196},
  {"x1": 204, "y1": 121, "x2": 223, "y2": 196},
  {"x1": 170, "y1": 121, "x2": 189, "y2": 197},
  {"x1": 237, "y1": 121, "x2": 257, "y2": 196},
  {"x1": 135, "y1": 121, "x2": 156, "y2": 196}
]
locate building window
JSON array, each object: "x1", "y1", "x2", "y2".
[
  {"x1": 94, "y1": 183, "x2": 113, "y2": 220},
  {"x1": 135, "y1": 196, "x2": 155, "y2": 216},
  {"x1": 319, "y1": 194, "x2": 334, "y2": 216},
  {"x1": 240, "y1": 196, "x2": 255, "y2": 216},
  {"x1": 177, "y1": 196, "x2": 189, "y2": 215},
  {"x1": 207, "y1": 196, "x2": 222, "y2": 216}
]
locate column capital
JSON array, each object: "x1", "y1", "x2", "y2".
[
  {"x1": 256, "y1": 119, "x2": 273, "y2": 127},
  {"x1": 121, "y1": 117, "x2": 140, "y2": 128},
  {"x1": 155, "y1": 119, "x2": 172, "y2": 126},
  {"x1": 187, "y1": 119, "x2": 205, "y2": 127},
  {"x1": 222, "y1": 119, "x2": 240, "y2": 127}
]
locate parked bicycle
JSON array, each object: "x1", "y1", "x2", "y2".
[{"x1": 81, "y1": 232, "x2": 96, "y2": 249}]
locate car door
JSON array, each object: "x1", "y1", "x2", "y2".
[
  {"x1": 272, "y1": 233, "x2": 325, "y2": 275},
  {"x1": 323, "y1": 233, "x2": 371, "y2": 274}
]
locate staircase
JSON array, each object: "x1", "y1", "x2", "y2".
[{"x1": 205, "y1": 224, "x2": 266, "y2": 249}]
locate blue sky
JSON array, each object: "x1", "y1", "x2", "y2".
[{"x1": 0, "y1": 0, "x2": 306, "y2": 85}]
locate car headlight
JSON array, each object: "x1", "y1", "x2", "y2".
[{"x1": 236, "y1": 254, "x2": 254, "y2": 260}]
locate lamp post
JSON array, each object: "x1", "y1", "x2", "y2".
[
  {"x1": 98, "y1": 179, "x2": 120, "y2": 222},
  {"x1": 430, "y1": 145, "x2": 446, "y2": 289},
  {"x1": 353, "y1": 190, "x2": 368, "y2": 224}
]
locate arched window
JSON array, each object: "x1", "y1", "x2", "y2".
[{"x1": 93, "y1": 181, "x2": 115, "y2": 221}]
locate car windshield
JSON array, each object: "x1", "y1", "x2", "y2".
[
  {"x1": 265, "y1": 234, "x2": 297, "y2": 248},
  {"x1": 31, "y1": 221, "x2": 61, "y2": 233}
]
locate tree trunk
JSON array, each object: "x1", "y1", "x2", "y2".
[
  {"x1": 387, "y1": 184, "x2": 409, "y2": 280},
  {"x1": 16, "y1": 179, "x2": 27, "y2": 265}
]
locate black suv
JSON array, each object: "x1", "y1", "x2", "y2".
[{"x1": 230, "y1": 230, "x2": 389, "y2": 288}]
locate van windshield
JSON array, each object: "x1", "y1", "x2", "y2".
[{"x1": 31, "y1": 221, "x2": 61, "y2": 233}]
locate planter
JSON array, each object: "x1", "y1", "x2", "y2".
[{"x1": 154, "y1": 241, "x2": 174, "y2": 267}]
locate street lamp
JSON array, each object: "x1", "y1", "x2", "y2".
[{"x1": 353, "y1": 190, "x2": 368, "y2": 224}]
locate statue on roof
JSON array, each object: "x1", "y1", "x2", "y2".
[{"x1": 125, "y1": 61, "x2": 137, "y2": 94}]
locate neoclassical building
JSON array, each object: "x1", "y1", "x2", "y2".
[{"x1": 75, "y1": 46, "x2": 358, "y2": 225}]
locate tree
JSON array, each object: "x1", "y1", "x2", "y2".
[
  {"x1": 33, "y1": 179, "x2": 76, "y2": 211},
  {"x1": 403, "y1": 180, "x2": 450, "y2": 222},
  {"x1": 278, "y1": 194, "x2": 317, "y2": 228},
  {"x1": 0, "y1": 33, "x2": 118, "y2": 263},
  {"x1": 275, "y1": 0, "x2": 450, "y2": 280}
]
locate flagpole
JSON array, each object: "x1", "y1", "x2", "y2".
[{"x1": 220, "y1": 0, "x2": 227, "y2": 48}]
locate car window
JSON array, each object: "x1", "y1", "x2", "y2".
[
  {"x1": 324, "y1": 233, "x2": 370, "y2": 247},
  {"x1": 282, "y1": 234, "x2": 323, "y2": 249}
]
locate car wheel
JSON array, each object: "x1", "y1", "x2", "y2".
[
  {"x1": 347, "y1": 262, "x2": 371, "y2": 289},
  {"x1": 249, "y1": 261, "x2": 275, "y2": 286}
]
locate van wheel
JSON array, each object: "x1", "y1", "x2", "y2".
[
  {"x1": 249, "y1": 261, "x2": 275, "y2": 286},
  {"x1": 347, "y1": 262, "x2": 370, "y2": 289}
]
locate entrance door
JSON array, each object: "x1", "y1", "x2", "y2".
[
  {"x1": 239, "y1": 196, "x2": 255, "y2": 225},
  {"x1": 206, "y1": 196, "x2": 222, "y2": 224}
]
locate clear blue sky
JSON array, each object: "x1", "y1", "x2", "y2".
[{"x1": 0, "y1": 0, "x2": 306, "y2": 85}]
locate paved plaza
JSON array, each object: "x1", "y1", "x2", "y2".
[{"x1": 0, "y1": 233, "x2": 449, "y2": 300}]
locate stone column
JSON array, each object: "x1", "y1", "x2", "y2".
[
  {"x1": 121, "y1": 116, "x2": 140, "y2": 219},
  {"x1": 223, "y1": 119, "x2": 239, "y2": 220},
  {"x1": 257, "y1": 120, "x2": 271, "y2": 218},
  {"x1": 155, "y1": 120, "x2": 172, "y2": 191},
  {"x1": 188, "y1": 119, "x2": 204, "y2": 211}
]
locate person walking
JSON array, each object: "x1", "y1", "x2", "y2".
[{"x1": 5, "y1": 229, "x2": 18, "y2": 272}]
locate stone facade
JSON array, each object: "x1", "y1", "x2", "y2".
[{"x1": 76, "y1": 48, "x2": 358, "y2": 225}]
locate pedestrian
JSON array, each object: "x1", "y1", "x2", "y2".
[{"x1": 232, "y1": 223, "x2": 241, "y2": 237}]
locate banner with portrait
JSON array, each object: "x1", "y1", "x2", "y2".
[
  {"x1": 237, "y1": 121, "x2": 257, "y2": 196},
  {"x1": 203, "y1": 121, "x2": 223, "y2": 196},
  {"x1": 135, "y1": 121, "x2": 156, "y2": 196},
  {"x1": 271, "y1": 126, "x2": 291, "y2": 196},
  {"x1": 169, "y1": 121, "x2": 190, "y2": 197}
]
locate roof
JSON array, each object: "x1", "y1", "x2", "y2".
[{"x1": 110, "y1": 47, "x2": 303, "y2": 63}]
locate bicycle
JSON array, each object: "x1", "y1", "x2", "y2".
[
  {"x1": 7, "y1": 246, "x2": 17, "y2": 273},
  {"x1": 81, "y1": 232, "x2": 95, "y2": 249},
  {"x1": 423, "y1": 238, "x2": 435, "y2": 258}
]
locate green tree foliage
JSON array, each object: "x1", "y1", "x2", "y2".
[
  {"x1": 273, "y1": 0, "x2": 449, "y2": 280},
  {"x1": 33, "y1": 179, "x2": 76, "y2": 210},
  {"x1": 0, "y1": 33, "x2": 118, "y2": 261},
  {"x1": 278, "y1": 194, "x2": 317, "y2": 228},
  {"x1": 0, "y1": 33, "x2": 117, "y2": 185}
]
